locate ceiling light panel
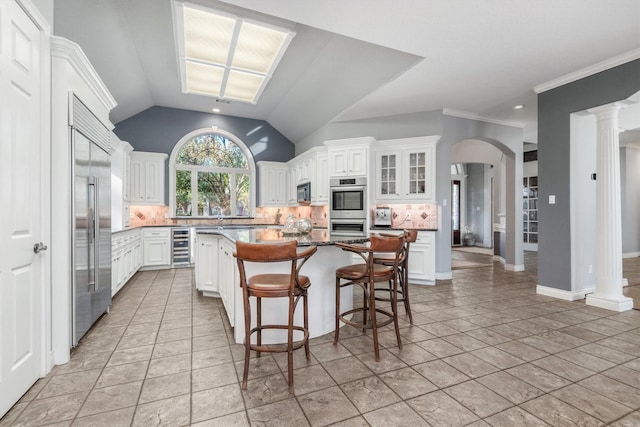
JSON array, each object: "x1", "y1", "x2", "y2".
[
  {"x1": 174, "y1": 1, "x2": 295, "y2": 104},
  {"x1": 183, "y1": 7, "x2": 235, "y2": 64},
  {"x1": 224, "y1": 70, "x2": 264, "y2": 102},
  {"x1": 232, "y1": 21, "x2": 289, "y2": 73},
  {"x1": 185, "y1": 62, "x2": 224, "y2": 96}
]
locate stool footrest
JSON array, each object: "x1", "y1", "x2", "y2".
[
  {"x1": 246, "y1": 325, "x2": 309, "y2": 354},
  {"x1": 338, "y1": 307, "x2": 395, "y2": 330}
]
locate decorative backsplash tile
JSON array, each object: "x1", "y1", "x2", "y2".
[
  {"x1": 128, "y1": 205, "x2": 328, "y2": 228},
  {"x1": 371, "y1": 203, "x2": 438, "y2": 230}
]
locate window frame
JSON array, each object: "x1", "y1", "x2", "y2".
[{"x1": 169, "y1": 127, "x2": 256, "y2": 218}]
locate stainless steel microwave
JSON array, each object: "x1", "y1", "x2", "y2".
[{"x1": 297, "y1": 182, "x2": 311, "y2": 204}]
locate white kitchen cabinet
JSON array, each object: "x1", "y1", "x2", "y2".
[
  {"x1": 328, "y1": 146, "x2": 368, "y2": 177},
  {"x1": 219, "y1": 238, "x2": 237, "y2": 326},
  {"x1": 142, "y1": 227, "x2": 171, "y2": 267},
  {"x1": 373, "y1": 137, "x2": 439, "y2": 203},
  {"x1": 257, "y1": 161, "x2": 288, "y2": 206},
  {"x1": 195, "y1": 234, "x2": 220, "y2": 295},
  {"x1": 315, "y1": 152, "x2": 329, "y2": 204},
  {"x1": 287, "y1": 147, "x2": 329, "y2": 206},
  {"x1": 408, "y1": 231, "x2": 435, "y2": 284},
  {"x1": 111, "y1": 228, "x2": 142, "y2": 296},
  {"x1": 374, "y1": 149, "x2": 402, "y2": 200},
  {"x1": 130, "y1": 151, "x2": 167, "y2": 205}
]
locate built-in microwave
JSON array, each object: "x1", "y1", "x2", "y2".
[
  {"x1": 330, "y1": 177, "x2": 366, "y2": 219},
  {"x1": 297, "y1": 182, "x2": 311, "y2": 204}
]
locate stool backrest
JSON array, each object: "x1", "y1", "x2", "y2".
[{"x1": 235, "y1": 240, "x2": 298, "y2": 262}]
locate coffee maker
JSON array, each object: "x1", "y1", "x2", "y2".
[{"x1": 373, "y1": 207, "x2": 392, "y2": 227}]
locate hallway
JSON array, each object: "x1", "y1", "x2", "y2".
[{"x1": 2, "y1": 254, "x2": 640, "y2": 426}]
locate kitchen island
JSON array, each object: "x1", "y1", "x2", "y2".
[{"x1": 194, "y1": 227, "x2": 369, "y2": 344}]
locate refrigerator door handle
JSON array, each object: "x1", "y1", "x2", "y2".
[{"x1": 88, "y1": 176, "x2": 98, "y2": 291}]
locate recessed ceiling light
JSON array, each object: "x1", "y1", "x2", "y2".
[
  {"x1": 513, "y1": 104, "x2": 525, "y2": 110},
  {"x1": 212, "y1": 108, "x2": 221, "y2": 113}
]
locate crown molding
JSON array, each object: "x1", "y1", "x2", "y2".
[
  {"x1": 442, "y1": 109, "x2": 525, "y2": 129},
  {"x1": 51, "y1": 36, "x2": 117, "y2": 112},
  {"x1": 534, "y1": 49, "x2": 640, "y2": 94}
]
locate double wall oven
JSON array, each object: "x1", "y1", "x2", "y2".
[{"x1": 329, "y1": 177, "x2": 367, "y2": 237}]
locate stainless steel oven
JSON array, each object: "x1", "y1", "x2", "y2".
[
  {"x1": 329, "y1": 219, "x2": 367, "y2": 237},
  {"x1": 330, "y1": 177, "x2": 367, "y2": 219}
]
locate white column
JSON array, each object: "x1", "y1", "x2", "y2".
[{"x1": 585, "y1": 104, "x2": 632, "y2": 312}]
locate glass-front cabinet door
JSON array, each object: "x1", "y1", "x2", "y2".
[
  {"x1": 375, "y1": 150, "x2": 401, "y2": 200},
  {"x1": 404, "y1": 147, "x2": 434, "y2": 200}
]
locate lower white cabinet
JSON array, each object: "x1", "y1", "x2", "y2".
[
  {"x1": 408, "y1": 231, "x2": 435, "y2": 284},
  {"x1": 219, "y1": 239, "x2": 236, "y2": 326},
  {"x1": 112, "y1": 228, "x2": 142, "y2": 296},
  {"x1": 142, "y1": 227, "x2": 171, "y2": 267},
  {"x1": 194, "y1": 233, "x2": 237, "y2": 326},
  {"x1": 195, "y1": 234, "x2": 219, "y2": 295}
]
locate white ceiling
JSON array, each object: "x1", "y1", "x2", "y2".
[{"x1": 53, "y1": 0, "x2": 640, "y2": 145}]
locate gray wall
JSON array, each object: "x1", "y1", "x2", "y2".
[
  {"x1": 466, "y1": 163, "x2": 486, "y2": 245},
  {"x1": 537, "y1": 59, "x2": 640, "y2": 291},
  {"x1": 113, "y1": 106, "x2": 295, "y2": 204}
]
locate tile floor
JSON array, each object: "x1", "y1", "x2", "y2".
[{"x1": 2, "y1": 253, "x2": 640, "y2": 426}]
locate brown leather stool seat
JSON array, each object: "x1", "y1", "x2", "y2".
[
  {"x1": 235, "y1": 240, "x2": 317, "y2": 393},
  {"x1": 334, "y1": 234, "x2": 404, "y2": 361},
  {"x1": 373, "y1": 229, "x2": 418, "y2": 324}
]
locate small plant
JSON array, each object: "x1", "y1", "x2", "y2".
[{"x1": 461, "y1": 224, "x2": 474, "y2": 235}]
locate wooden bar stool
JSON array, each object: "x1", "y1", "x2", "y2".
[
  {"x1": 374, "y1": 229, "x2": 418, "y2": 324},
  {"x1": 234, "y1": 240, "x2": 317, "y2": 393},
  {"x1": 334, "y1": 234, "x2": 404, "y2": 361}
]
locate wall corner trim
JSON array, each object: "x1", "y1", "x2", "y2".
[
  {"x1": 536, "y1": 285, "x2": 593, "y2": 301},
  {"x1": 505, "y1": 263, "x2": 525, "y2": 272},
  {"x1": 435, "y1": 272, "x2": 452, "y2": 280}
]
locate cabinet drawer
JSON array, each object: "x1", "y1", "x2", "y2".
[{"x1": 143, "y1": 228, "x2": 171, "y2": 238}]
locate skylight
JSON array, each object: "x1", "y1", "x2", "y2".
[{"x1": 173, "y1": 2, "x2": 295, "y2": 104}]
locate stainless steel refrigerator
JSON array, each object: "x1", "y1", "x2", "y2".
[{"x1": 71, "y1": 95, "x2": 112, "y2": 346}]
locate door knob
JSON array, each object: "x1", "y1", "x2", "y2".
[{"x1": 33, "y1": 242, "x2": 48, "y2": 253}]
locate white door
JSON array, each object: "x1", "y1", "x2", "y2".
[{"x1": 0, "y1": 0, "x2": 46, "y2": 417}]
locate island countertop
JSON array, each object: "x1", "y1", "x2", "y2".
[{"x1": 195, "y1": 227, "x2": 369, "y2": 246}]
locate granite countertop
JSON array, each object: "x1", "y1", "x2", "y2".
[
  {"x1": 196, "y1": 227, "x2": 369, "y2": 247},
  {"x1": 369, "y1": 226, "x2": 438, "y2": 231}
]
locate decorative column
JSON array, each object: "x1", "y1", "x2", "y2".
[{"x1": 586, "y1": 104, "x2": 633, "y2": 312}]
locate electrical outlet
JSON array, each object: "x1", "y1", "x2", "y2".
[{"x1": 405, "y1": 213, "x2": 411, "y2": 220}]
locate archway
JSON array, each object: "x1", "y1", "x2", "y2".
[{"x1": 450, "y1": 138, "x2": 523, "y2": 272}]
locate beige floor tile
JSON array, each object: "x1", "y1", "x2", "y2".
[
  {"x1": 322, "y1": 356, "x2": 373, "y2": 384},
  {"x1": 484, "y1": 407, "x2": 550, "y2": 427},
  {"x1": 297, "y1": 386, "x2": 359, "y2": 426},
  {"x1": 71, "y1": 407, "x2": 135, "y2": 426},
  {"x1": 340, "y1": 376, "x2": 401, "y2": 413},
  {"x1": 476, "y1": 371, "x2": 544, "y2": 404},
  {"x1": 551, "y1": 384, "x2": 633, "y2": 423},
  {"x1": 413, "y1": 359, "x2": 470, "y2": 388},
  {"x1": 139, "y1": 372, "x2": 190, "y2": 404},
  {"x1": 407, "y1": 390, "x2": 479, "y2": 427},
  {"x1": 132, "y1": 394, "x2": 191, "y2": 426},
  {"x1": 95, "y1": 361, "x2": 148, "y2": 389},
  {"x1": 246, "y1": 397, "x2": 309, "y2": 426},
  {"x1": 192, "y1": 363, "x2": 239, "y2": 392},
  {"x1": 77, "y1": 382, "x2": 142, "y2": 418},
  {"x1": 521, "y1": 394, "x2": 604, "y2": 427}
]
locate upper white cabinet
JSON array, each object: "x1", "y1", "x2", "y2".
[
  {"x1": 373, "y1": 136, "x2": 439, "y2": 203},
  {"x1": 287, "y1": 146, "x2": 328, "y2": 205},
  {"x1": 130, "y1": 151, "x2": 167, "y2": 205},
  {"x1": 110, "y1": 136, "x2": 133, "y2": 231},
  {"x1": 324, "y1": 137, "x2": 373, "y2": 178},
  {"x1": 257, "y1": 161, "x2": 288, "y2": 206}
]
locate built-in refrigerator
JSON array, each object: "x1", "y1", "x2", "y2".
[{"x1": 71, "y1": 95, "x2": 112, "y2": 346}]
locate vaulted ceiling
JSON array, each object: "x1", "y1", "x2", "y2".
[{"x1": 53, "y1": 0, "x2": 640, "y2": 145}]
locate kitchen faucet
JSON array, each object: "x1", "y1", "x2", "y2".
[{"x1": 213, "y1": 205, "x2": 224, "y2": 229}]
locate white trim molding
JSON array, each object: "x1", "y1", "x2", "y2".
[
  {"x1": 534, "y1": 48, "x2": 640, "y2": 94},
  {"x1": 442, "y1": 109, "x2": 525, "y2": 129},
  {"x1": 435, "y1": 272, "x2": 453, "y2": 280},
  {"x1": 623, "y1": 252, "x2": 640, "y2": 258},
  {"x1": 536, "y1": 285, "x2": 594, "y2": 301},
  {"x1": 505, "y1": 263, "x2": 525, "y2": 272}
]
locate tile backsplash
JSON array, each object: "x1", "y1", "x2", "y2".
[
  {"x1": 128, "y1": 205, "x2": 328, "y2": 228},
  {"x1": 372, "y1": 203, "x2": 438, "y2": 229}
]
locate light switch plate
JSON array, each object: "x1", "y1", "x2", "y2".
[{"x1": 549, "y1": 195, "x2": 556, "y2": 204}]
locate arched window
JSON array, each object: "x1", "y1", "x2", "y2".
[{"x1": 170, "y1": 128, "x2": 255, "y2": 218}]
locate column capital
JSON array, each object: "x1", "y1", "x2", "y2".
[{"x1": 587, "y1": 102, "x2": 625, "y2": 119}]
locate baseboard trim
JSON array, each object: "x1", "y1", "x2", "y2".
[
  {"x1": 586, "y1": 293, "x2": 634, "y2": 312},
  {"x1": 435, "y1": 272, "x2": 452, "y2": 280},
  {"x1": 623, "y1": 252, "x2": 640, "y2": 259},
  {"x1": 505, "y1": 263, "x2": 525, "y2": 272},
  {"x1": 536, "y1": 285, "x2": 594, "y2": 301}
]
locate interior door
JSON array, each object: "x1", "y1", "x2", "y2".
[
  {"x1": 451, "y1": 180, "x2": 461, "y2": 245},
  {"x1": 0, "y1": 0, "x2": 45, "y2": 416}
]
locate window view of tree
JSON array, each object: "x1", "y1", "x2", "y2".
[{"x1": 174, "y1": 134, "x2": 251, "y2": 217}]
